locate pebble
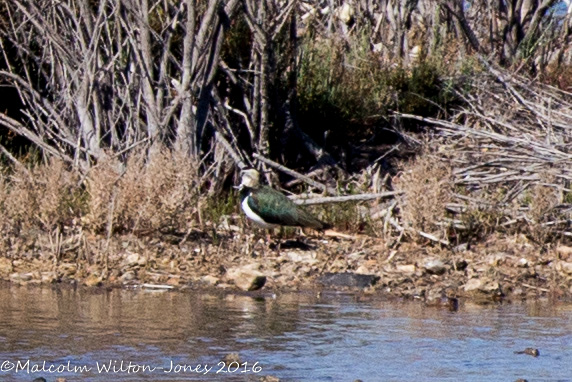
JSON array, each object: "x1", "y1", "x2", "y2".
[
  {"x1": 10, "y1": 272, "x2": 34, "y2": 282},
  {"x1": 283, "y1": 251, "x2": 318, "y2": 265},
  {"x1": 84, "y1": 274, "x2": 103, "y2": 287},
  {"x1": 222, "y1": 352, "x2": 241, "y2": 364},
  {"x1": 200, "y1": 275, "x2": 219, "y2": 286},
  {"x1": 556, "y1": 245, "x2": 572, "y2": 259},
  {"x1": 464, "y1": 278, "x2": 502, "y2": 295},
  {"x1": 120, "y1": 271, "x2": 136, "y2": 282},
  {"x1": 226, "y1": 266, "x2": 266, "y2": 291},
  {"x1": 395, "y1": 264, "x2": 416, "y2": 275},
  {"x1": 258, "y1": 376, "x2": 280, "y2": 382},
  {"x1": 124, "y1": 253, "x2": 147, "y2": 266},
  {"x1": 423, "y1": 258, "x2": 447, "y2": 275},
  {"x1": 556, "y1": 261, "x2": 572, "y2": 275},
  {"x1": 517, "y1": 258, "x2": 529, "y2": 268}
]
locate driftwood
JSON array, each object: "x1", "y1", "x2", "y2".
[
  {"x1": 389, "y1": 216, "x2": 451, "y2": 246},
  {"x1": 253, "y1": 153, "x2": 338, "y2": 195},
  {"x1": 393, "y1": 64, "x2": 572, "y2": 242},
  {"x1": 214, "y1": 131, "x2": 248, "y2": 170},
  {"x1": 290, "y1": 191, "x2": 403, "y2": 205}
]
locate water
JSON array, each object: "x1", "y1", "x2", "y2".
[{"x1": 0, "y1": 286, "x2": 570, "y2": 382}]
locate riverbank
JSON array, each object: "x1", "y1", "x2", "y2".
[{"x1": 2, "y1": 226, "x2": 571, "y2": 304}]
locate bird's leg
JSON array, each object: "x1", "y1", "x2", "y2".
[
  {"x1": 248, "y1": 228, "x2": 266, "y2": 258},
  {"x1": 265, "y1": 229, "x2": 272, "y2": 255},
  {"x1": 266, "y1": 229, "x2": 282, "y2": 255},
  {"x1": 275, "y1": 229, "x2": 282, "y2": 255}
]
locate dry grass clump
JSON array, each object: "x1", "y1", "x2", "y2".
[
  {"x1": 83, "y1": 150, "x2": 200, "y2": 235},
  {"x1": 394, "y1": 153, "x2": 453, "y2": 240},
  {"x1": 0, "y1": 148, "x2": 204, "y2": 244},
  {"x1": 0, "y1": 159, "x2": 81, "y2": 234},
  {"x1": 521, "y1": 181, "x2": 563, "y2": 244}
]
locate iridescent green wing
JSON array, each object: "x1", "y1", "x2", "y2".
[{"x1": 248, "y1": 186, "x2": 326, "y2": 229}]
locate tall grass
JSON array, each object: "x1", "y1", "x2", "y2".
[
  {"x1": 83, "y1": 151, "x2": 200, "y2": 235},
  {"x1": 0, "y1": 149, "x2": 202, "y2": 242}
]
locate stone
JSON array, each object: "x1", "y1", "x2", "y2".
[
  {"x1": 556, "y1": 261, "x2": 572, "y2": 275},
  {"x1": 317, "y1": 272, "x2": 380, "y2": 288},
  {"x1": 517, "y1": 258, "x2": 529, "y2": 268},
  {"x1": 556, "y1": 245, "x2": 572, "y2": 259},
  {"x1": 222, "y1": 352, "x2": 241, "y2": 364},
  {"x1": 423, "y1": 258, "x2": 447, "y2": 275},
  {"x1": 464, "y1": 278, "x2": 483, "y2": 292},
  {"x1": 336, "y1": 2, "x2": 354, "y2": 24},
  {"x1": 424, "y1": 288, "x2": 458, "y2": 311},
  {"x1": 124, "y1": 253, "x2": 146, "y2": 266},
  {"x1": 226, "y1": 266, "x2": 266, "y2": 291},
  {"x1": 119, "y1": 271, "x2": 136, "y2": 282},
  {"x1": 283, "y1": 251, "x2": 318, "y2": 265},
  {"x1": 41, "y1": 272, "x2": 58, "y2": 283},
  {"x1": 464, "y1": 277, "x2": 502, "y2": 294},
  {"x1": 200, "y1": 275, "x2": 219, "y2": 286},
  {"x1": 0, "y1": 257, "x2": 12, "y2": 275},
  {"x1": 259, "y1": 376, "x2": 280, "y2": 382},
  {"x1": 9, "y1": 272, "x2": 33, "y2": 283},
  {"x1": 84, "y1": 274, "x2": 103, "y2": 287},
  {"x1": 395, "y1": 264, "x2": 416, "y2": 275}
]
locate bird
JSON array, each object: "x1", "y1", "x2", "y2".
[{"x1": 237, "y1": 168, "x2": 331, "y2": 231}]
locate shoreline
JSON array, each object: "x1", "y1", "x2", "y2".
[{"x1": 2, "y1": 230, "x2": 571, "y2": 304}]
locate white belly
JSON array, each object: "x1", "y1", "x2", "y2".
[{"x1": 241, "y1": 197, "x2": 277, "y2": 229}]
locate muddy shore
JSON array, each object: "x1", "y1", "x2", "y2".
[{"x1": 2, "y1": 228, "x2": 572, "y2": 304}]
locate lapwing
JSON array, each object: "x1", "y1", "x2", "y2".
[{"x1": 237, "y1": 168, "x2": 330, "y2": 231}]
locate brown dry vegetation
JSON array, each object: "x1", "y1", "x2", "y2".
[
  {"x1": 394, "y1": 153, "x2": 454, "y2": 236},
  {"x1": 0, "y1": 0, "x2": 572, "y2": 302},
  {"x1": 83, "y1": 151, "x2": 200, "y2": 235},
  {"x1": 0, "y1": 141, "x2": 571, "y2": 303},
  {"x1": 0, "y1": 160, "x2": 81, "y2": 234}
]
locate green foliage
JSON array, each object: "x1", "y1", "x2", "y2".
[
  {"x1": 297, "y1": 37, "x2": 391, "y2": 130},
  {"x1": 221, "y1": 15, "x2": 252, "y2": 68},
  {"x1": 205, "y1": 192, "x2": 236, "y2": 225},
  {"x1": 457, "y1": 207, "x2": 502, "y2": 243},
  {"x1": 322, "y1": 202, "x2": 362, "y2": 232},
  {"x1": 296, "y1": 35, "x2": 462, "y2": 145},
  {"x1": 564, "y1": 191, "x2": 572, "y2": 205}
]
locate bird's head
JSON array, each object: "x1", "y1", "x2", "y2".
[{"x1": 238, "y1": 168, "x2": 261, "y2": 189}]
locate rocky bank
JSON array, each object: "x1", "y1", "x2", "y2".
[{"x1": 2, "y1": 228, "x2": 572, "y2": 304}]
